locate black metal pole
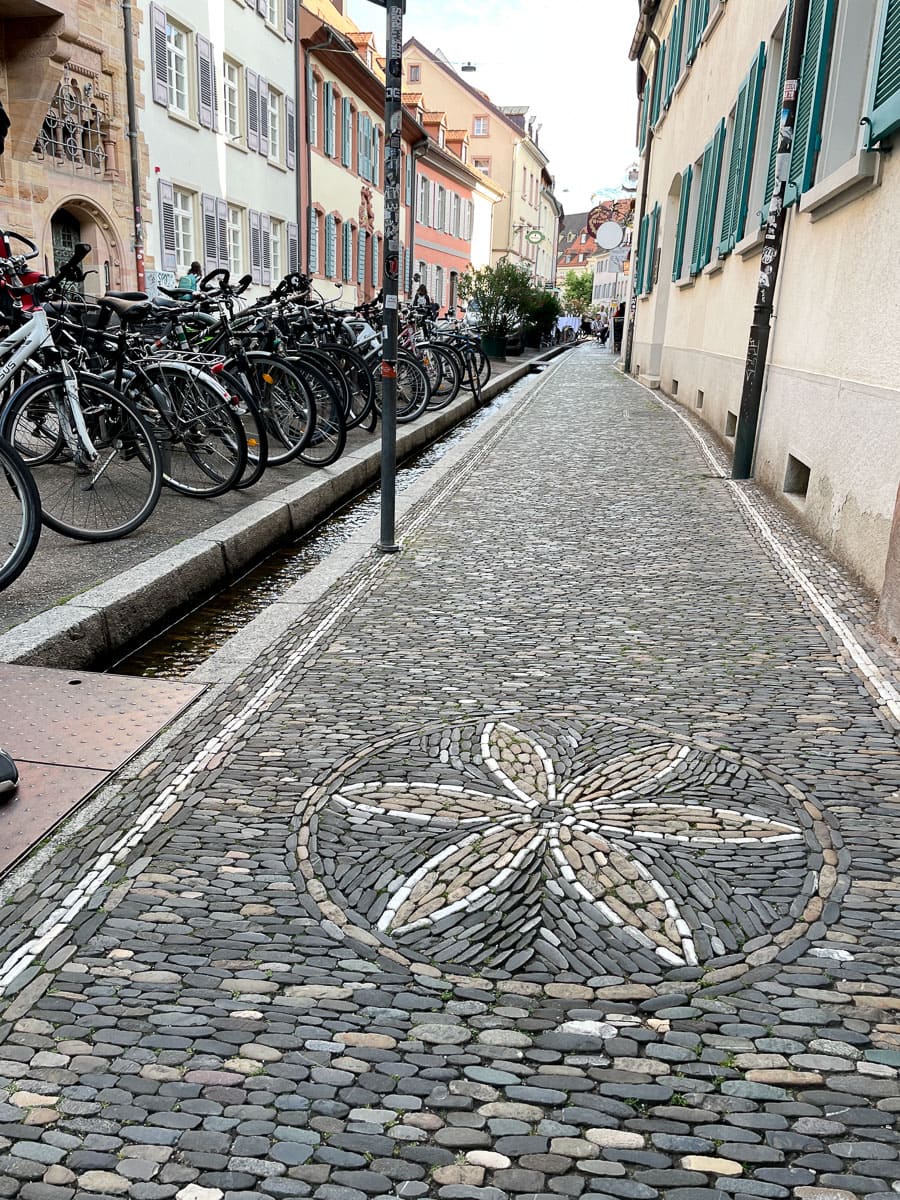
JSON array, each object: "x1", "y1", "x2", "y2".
[
  {"x1": 377, "y1": 0, "x2": 403, "y2": 553},
  {"x1": 732, "y1": 0, "x2": 810, "y2": 479},
  {"x1": 121, "y1": 1, "x2": 145, "y2": 290}
]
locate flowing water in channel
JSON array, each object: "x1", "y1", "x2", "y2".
[{"x1": 114, "y1": 373, "x2": 540, "y2": 679}]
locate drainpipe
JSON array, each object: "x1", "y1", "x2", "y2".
[
  {"x1": 121, "y1": 0, "x2": 145, "y2": 290},
  {"x1": 623, "y1": 28, "x2": 658, "y2": 374},
  {"x1": 731, "y1": 0, "x2": 811, "y2": 478}
]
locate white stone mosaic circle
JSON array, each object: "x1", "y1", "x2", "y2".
[{"x1": 297, "y1": 716, "x2": 833, "y2": 979}]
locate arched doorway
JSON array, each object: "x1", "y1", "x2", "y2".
[{"x1": 46, "y1": 199, "x2": 125, "y2": 295}]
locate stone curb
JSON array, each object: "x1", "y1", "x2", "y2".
[{"x1": 0, "y1": 345, "x2": 571, "y2": 670}]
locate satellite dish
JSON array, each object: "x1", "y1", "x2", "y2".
[{"x1": 595, "y1": 221, "x2": 624, "y2": 250}]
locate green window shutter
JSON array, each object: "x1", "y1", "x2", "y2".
[
  {"x1": 325, "y1": 214, "x2": 336, "y2": 277},
  {"x1": 638, "y1": 81, "x2": 650, "y2": 152},
  {"x1": 646, "y1": 203, "x2": 660, "y2": 294},
  {"x1": 735, "y1": 43, "x2": 767, "y2": 242},
  {"x1": 786, "y1": 0, "x2": 836, "y2": 205},
  {"x1": 687, "y1": 0, "x2": 709, "y2": 63},
  {"x1": 691, "y1": 119, "x2": 726, "y2": 273},
  {"x1": 764, "y1": 0, "x2": 794, "y2": 215},
  {"x1": 635, "y1": 212, "x2": 649, "y2": 294},
  {"x1": 341, "y1": 97, "x2": 352, "y2": 166},
  {"x1": 672, "y1": 163, "x2": 693, "y2": 280},
  {"x1": 667, "y1": 4, "x2": 684, "y2": 102},
  {"x1": 690, "y1": 142, "x2": 713, "y2": 274},
  {"x1": 405, "y1": 153, "x2": 412, "y2": 206},
  {"x1": 866, "y1": 0, "x2": 900, "y2": 145},
  {"x1": 651, "y1": 40, "x2": 667, "y2": 125},
  {"x1": 719, "y1": 79, "x2": 749, "y2": 255},
  {"x1": 324, "y1": 82, "x2": 334, "y2": 156}
]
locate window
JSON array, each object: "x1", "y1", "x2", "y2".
[
  {"x1": 357, "y1": 228, "x2": 367, "y2": 283},
  {"x1": 451, "y1": 193, "x2": 461, "y2": 237},
  {"x1": 473, "y1": 157, "x2": 490, "y2": 174},
  {"x1": 580, "y1": 232, "x2": 587, "y2": 244},
  {"x1": 672, "y1": 165, "x2": 693, "y2": 281},
  {"x1": 433, "y1": 265, "x2": 444, "y2": 306},
  {"x1": 436, "y1": 186, "x2": 446, "y2": 229},
  {"x1": 325, "y1": 214, "x2": 337, "y2": 278},
  {"x1": 224, "y1": 60, "x2": 241, "y2": 139},
  {"x1": 227, "y1": 205, "x2": 243, "y2": 275},
  {"x1": 173, "y1": 187, "x2": 194, "y2": 272},
  {"x1": 417, "y1": 174, "x2": 430, "y2": 224},
  {"x1": 371, "y1": 235, "x2": 379, "y2": 287},
  {"x1": 817, "y1": 0, "x2": 881, "y2": 174},
  {"x1": 270, "y1": 218, "x2": 283, "y2": 281},
  {"x1": 409, "y1": 64, "x2": 421, "y2": 82},
  {"x1": 522, "y1": 166, "x2": 527, "y2": 196},
  {"x1": 473, "y1": 115, "x2": 489, "y2": 136},
  {"x1": 784, "y1": 0, "x2": 838, "y2": 205},
  {"x1": 166, "y1": 19, "x2": 189, "y2": 115},
  {"x1": 324, "y1": 82, "x2": 336, "y2": 157},
  {"x1": 268, "y1": 89, "x2": 281, "y2": 161},
  {"x1": 342, "y1": 222, "x2": 353, "y2": 281},
  {"x1": 690, "y1": 119, "x2": 725, "y2": 273},
  {"x1": 866, "y1": 0, "x2": 900, "y2": 145},
  {"x1": 341, "y1": 97, "x2": 352, "y2": 167},
  {"x1": 307, "y1": 64, "x2": 318, "y2": 147},
  {"x1": 266, "y1": 0, "x2": 278, "y2": 24},
  {"x1": 438, "y1": 127, "x2": 445, "y2": 147},
  {"x1": 309, "y1": 208, "x2": 319, "y2": 273},
  {"x1": 718, "y1": 45, "x2": 766, "y2": 255}
]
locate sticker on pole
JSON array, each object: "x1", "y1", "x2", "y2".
[
  {"x1": 381, "y1": 363, "x2": 397, "y2": 379},
  {"x1": 385, "y1": 293, "x2": 398, "y2": 309}
]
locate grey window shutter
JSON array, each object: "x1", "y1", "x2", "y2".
[
  {"x1": 197, "y1": 35, "x2": 215, "y2": 129},
  {"x1": 216, "y1": 198, "x2": 229, "y2": 270},
  {"x1": 257, "y1": 0, "x2": 267, "y2": 14},
  {"x1": 249, "y1": 210, "x2": 262, "y2": 284},
  {"x1": 150, "y1": 4, "x2": 169, "y2": 106},
  {"x1": 284, "y1": 0, "x2": 295, "y2": 41},
  {"x1": 261, "y1": 214, "x2": 272, "y2": 285},
  {"x1": 258, "y1": 77, "x2": 269, "y2": 157},
  {"x1": 285, "y1": 96, "x2": 296, "y2": 169},
  {"x1": 202, "y1": 193, "x2": 219, "y2": 274},
  {"x1": 287, "y1": 221, "x2": 299, "y2": 273},
  {"x1": 247, "y1": 69, "x2": 260, "y2": 152},
  {"x1": 158, "y1": 179, "x2": 177, "y2": 272}
]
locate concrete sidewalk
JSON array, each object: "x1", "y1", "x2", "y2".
[{"x1": 1, "y1": 344, "x2": 900, "y2": 1200}]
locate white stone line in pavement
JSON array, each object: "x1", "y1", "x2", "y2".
[
  {"x1": 0, "y1": 356, "x2": 568, "y2": 998},
  {"x1": 646, "y1": 384, "x2": 900, "y2": 729}
]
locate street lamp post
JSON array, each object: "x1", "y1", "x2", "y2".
[{"x1": 368, "y1": 0, "x2": 405, "y2": 552}]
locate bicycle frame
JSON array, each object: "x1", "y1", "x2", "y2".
[{"x1": 0, "y1": 307, "x2": 99, "y2": 459}]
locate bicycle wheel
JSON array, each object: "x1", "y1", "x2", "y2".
[
  {"x1": 2, "y1": 372, "x2": 163, "y2": 542},
  {"x1": 0, "y1": 435, "x2": 41, "y2": 590},
  {"x1": 231, "y1": 354, "x2": 315, "y2": 466},
  {"x1": 316, "y1": 343, "x2": 375, "y2": 430},
  {"x1": 134, "y1": 361, "x2": 247, "y2": 497},
  {"x1": 292, "y1": 359, "x2": 347, "y2": 468},
  {"x1": 421, "y1": 344, "x2": 461, "y2": 410},
  {"x1": 394, "y1": 354, "x2": 431, "y2": 422},
  {"x1": 215, "y1": 367, "x2": 269, "y2": 490}
]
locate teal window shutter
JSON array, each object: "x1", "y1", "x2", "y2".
[
  {"x1": 691, "y1": 119, "x2": 725, "y2": 273},
  {"x1": 635, "y1": 212, "x2": 649, "y2": 294},
  {"x1": 363, "y1": 115, "x2": 372, "y2": 180},
  {"x1": 764, "y1": 0, "x2": 794, "y2": 214},
  {"x1": 405, "y1": 153, "x2": 412, "y2": 205},
  {"x1": 306, "y1": 61, "x2": 316, "y2": 143},
  {"x1": 357, "y1": 228, "x2": 366, "y2": 283},
  {"x1": 324, "y1": 82, "x2": 334, "y2": 156},
  {"x1": 371, "y1": 235, "x2": 379, "y2": 287},
  {"x1": 687, "y1": 0, "x2": 709, "y2": 64},
  {"x1": 866, "y1": 0, "x2": 900, "y2": 145},
  {"x1": 646, "y1": 203, "x2": 660, "y2": 294},
  {"x1": 308, "y1": 208, "x2": 319, "y2": 274},
  {"x1": 719, "y1": 80, "x2": 750, "y2": 255},
  {"x1": 690, "y1": 141, "x2": 713, "y2": 273},
  {"x1": 786, "y1": 0, "x2": 836, "y2": 205},
  {"x1": 325, "y1": 214, "x2": 336, "y2": 277},
  {"x1": 735, "y1": 44, "x2": 767, "y2": 242},
  {"x1": 666, "y1": 5, "x2": 682, "y2": 105},
  {"x1": 372, "y1": 126, "x2": 380, "y2": 187},
  {"x1": 357, "y1": 112, "x2": 364, "y2": 175},
  {"x1": 342, "y1": 222, "x2": 351, "y2": 281},
  {"x1": 672, "y1": 164, "x2": 693, "y2": 280},
  {"x1": 638, "y1": 81, "x2": 650, "y2": 152},
  {"x1": 651, "y1": 40, "x2": 667, "y2": 125},
  {"x1": 341, "y1": 97, "x2": 351, "y2": 166}
]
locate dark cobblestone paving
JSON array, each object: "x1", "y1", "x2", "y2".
[{"x1": 1, "y1": 347, "x2": 899, "y2": 1200}]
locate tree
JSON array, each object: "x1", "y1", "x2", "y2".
[
  {"x1": 458, "y1": 257, "x2": 534, "y2": 337},
  {"x1": 562, "y1": 269, "x2": 594, "y2": 317}
]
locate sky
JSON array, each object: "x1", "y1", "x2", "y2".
[{"x1": 345, "y1": 0, "x2": 640, "y2": 217}]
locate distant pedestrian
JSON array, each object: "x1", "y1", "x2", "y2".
[
  {"x1": 177, "y1": 261, "x2": 202, "y2": 292},
  {"x1": 612, "y1": 302, "x2": 625, "y2": 354}
]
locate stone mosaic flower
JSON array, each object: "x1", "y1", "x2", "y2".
[{"x1": 330, "y1": 721, "x2": 803, "y2": 967}]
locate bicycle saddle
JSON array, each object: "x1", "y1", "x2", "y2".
[
  {"x1": 98, "y1": 295, "x2": 153, "y2": 321},
  {"x1": 158, "y1": 286, "x2": 196, "y2": 300}
]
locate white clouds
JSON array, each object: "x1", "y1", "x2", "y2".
[{"x1": 347, "y1": 0, "x2": 639, "y2": 214}]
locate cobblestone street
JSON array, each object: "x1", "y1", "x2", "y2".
[{"x1": 2, "y1": 345, "x2": 900, "y2": 1200}]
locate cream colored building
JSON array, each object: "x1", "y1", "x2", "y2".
[
  {"x1": 138, "y1": 0, "x2": 300, "y2": 296},
  {"x1": 402, "y1": 39, "x2": 561, "y2": 283},
  {"x1": 628, "y1": 0, "x2": 900, "y2": 629}
]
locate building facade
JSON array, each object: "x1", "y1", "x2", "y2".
[
  {"x1": 137, "y1": 0, "x2": 299, "y2": 297},
  {"x1": 628, "y1": 0, "x2": 900, "y2": 626},
  {"x1": 0, "y1": 0, "x2": 142, "y2": 291},
  {"x1": 556, "y1": 211, "x2": 596, "y2": 284},
  {"x1": 402, "y1": 38, "x2": 561, "y2": 285}
]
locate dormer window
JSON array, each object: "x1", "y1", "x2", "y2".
[
  {"x1": 366, "y1": 49, "x2": 373, "y2": 68},
  {"x1": 409, "y1": 64, "x2": 421, "y2": 82},
  {"x1": 438, "y1": 127, "x2": 445, "y2": 147}
]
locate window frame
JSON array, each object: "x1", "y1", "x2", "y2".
[
  {"x1": 165, "y1": 18, "x2": 190, "y2": 116},
  {"x1": 268, "y1": 87, "x2": 282, "y2": 162},
  {"x1": 172, "y1": 185, "x2": 195, "y2": 273},
  {"x1": 223, "y1": 58, "x2": 242, "y2": 140},
  {"x1": 226, "y1": 204, "x2": 243, "y2": 276},
  {"x1": 472, "y1": 115, "x2": 489, "y2": 137}
]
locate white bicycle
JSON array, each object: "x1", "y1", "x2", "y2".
[{"x1": 0, "y1": 232, "x2": 163, "y2": 542}]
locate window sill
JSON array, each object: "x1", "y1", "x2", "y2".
[
  {"x1": 268, "y1": 158, "x2": 288, "y2": 173},
  {"x1": 675, "y1": 67, "x2": 690, "y2": 97},
  {"x1": 736, "y1": 225, "x2": 765, "y2": 257},
  {"x1": 702, "y1": 0, "x2": 727, "y2": 43},
  {"x1": 674, "y1": 276, "x2": 695, "y2": 290},
  {"x1": 168, "y1": 109, "x2": 200, "y2": 132},
  {"x1": 798, "y1": 150, "x2": 882, "y2": 221},
  {"x1": 703, "y1": 258, "x2": 724, "y2": 277},
  {"x1": 226, "y1": 137, "x2": 248, "y2": 154}
]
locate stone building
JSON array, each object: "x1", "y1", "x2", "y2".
[
  {"x1": 0, "y1": 0, "x2": 142, "y2": 290},
  {"x1": 628, "y1": 0, "x2": 900, "y2": 629}
]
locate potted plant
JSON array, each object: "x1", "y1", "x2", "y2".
[
  {"x1": 458, "y1": 258, "x2": 533, "y2": 360},
  {"x1": 524, "y1": 289, "x2": 563, "y2": 349}
]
